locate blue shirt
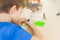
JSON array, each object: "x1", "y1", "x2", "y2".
[{"x1": 0, "y1": 22, "x2": 32, "y2": 40}]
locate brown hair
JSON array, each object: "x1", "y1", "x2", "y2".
[{"x1": 0, "y1": 0, "x2": 25, "y2": 13}]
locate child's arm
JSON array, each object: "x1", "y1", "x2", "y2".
[
  {"x1": 12, "y1": 17, "x2": 43, "y2": 40},
  {"x1": 11, "y1": 13, "x2": 43, "y2": 40},
  {"x1": 25, "y1": 20, "x2": 43, "y2": 40}
]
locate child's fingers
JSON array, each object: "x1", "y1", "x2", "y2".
[
  {"x1": 20, "y1": 18, "x2": 27, "y2": 25},
  {"x1": 25, "y1": 20, "x2": 35, "y2": 27}
]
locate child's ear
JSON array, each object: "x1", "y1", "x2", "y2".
[{"x1": 9, "y1": 5, "x2": 17, "y2": 14}]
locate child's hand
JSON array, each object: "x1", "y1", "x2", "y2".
[
  {"x1": 25, "y1": 20, "x2": 36, "y2": 34},
  {"x1": 19, "y1": 18, "x2": 27, "y2": 25},
  {"x1": 26, "y1": 20, "x2": 35, "y2": 28}
]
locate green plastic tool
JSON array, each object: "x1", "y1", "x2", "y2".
[
  {"x1": 24, "y1": 21, "x2": 45, "y2": 27},
  {"x1": 24, "y1": 23, "x2": 27, "y2": 28},
  {"x1": 35, "y1": 21, "x2": 45, "y2": 27}
]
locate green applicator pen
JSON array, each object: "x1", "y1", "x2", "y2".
[
  {"x1": 35, "y1": 21, "x2": 45, "y2": 27},
  {"x1": 24, "y1": 19, "x2": 45, "y2": 28}
]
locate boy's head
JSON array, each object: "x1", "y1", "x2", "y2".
[{"x1": 0, "y1": 0, "x2": 25, "y2": 13}]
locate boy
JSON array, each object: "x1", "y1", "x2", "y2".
[{"x1": 0, "y1": 0, "x2": 43, "y2": 40}]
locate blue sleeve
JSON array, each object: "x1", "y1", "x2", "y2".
[{"x1": 12, "y1": 27, "x2": 32, "y2": 40}]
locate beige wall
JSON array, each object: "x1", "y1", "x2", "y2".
[{"x1": 41, "y1": 0, "x2": 60, "y2": 40}]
